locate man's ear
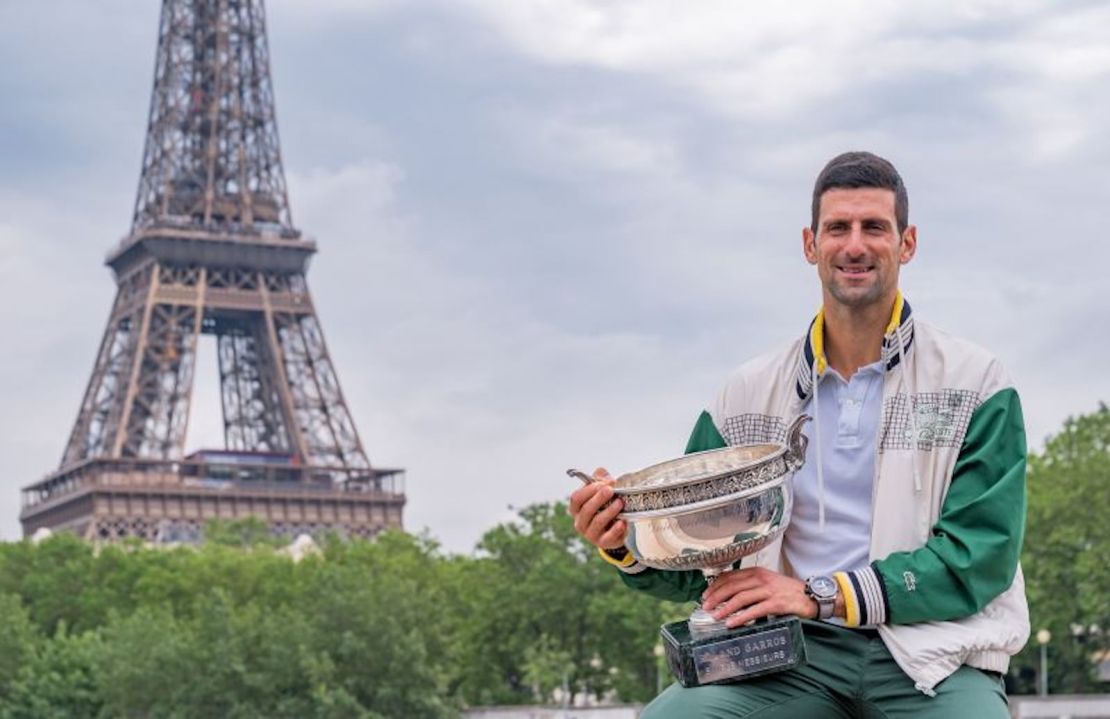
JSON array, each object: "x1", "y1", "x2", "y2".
[
  {"x1": 802, "y1": 227, "x2": 818, "y2": 265},
  {"x1": 900, "y1": 225, "x2": 917, "y2": 264}
]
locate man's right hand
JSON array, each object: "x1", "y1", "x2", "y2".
[{"x1": 568, "y1": 468, "x2": 627, "y2": 550}]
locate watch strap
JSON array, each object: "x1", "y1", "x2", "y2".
[{"x1": 806, "y1": 575, "x2": 838, "y2": 620}]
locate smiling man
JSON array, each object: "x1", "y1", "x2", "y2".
[{"x1": 569, "y1": 152, "x2": 1029, "y2": 717}]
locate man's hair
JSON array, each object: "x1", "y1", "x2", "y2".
[{"x1": 810, "y1": 151, "x2": 908, "y2": 235}]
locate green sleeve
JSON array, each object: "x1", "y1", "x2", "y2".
[
  {"x1": 618, "y1": 411, "x2": 726, "y2": 601},
  {"x1": 874, "y1": 388, "x2": 1027, "y2": 624},
  {"x1": 617, "y1": 565, "x2": 710, "y2": 602},
  {"x1": 685, "y1": 410, "x2": 728, "y2": 453}
]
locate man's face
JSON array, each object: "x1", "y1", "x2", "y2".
[{"x1": 802, "y1": 188, "x2": 916, "y2": 311}]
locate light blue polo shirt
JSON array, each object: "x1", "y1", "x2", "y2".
[{"x1": 782, "y1": 359, "x2": 884, "y2": 581}]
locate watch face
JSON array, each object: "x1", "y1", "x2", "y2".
[{"x1": 809, "y1": 576, "x2": 837, "y2": 599}]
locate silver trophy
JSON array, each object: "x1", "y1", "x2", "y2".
[{"x1": 570, "y1": 415, "x2": 811, "y2": 687}]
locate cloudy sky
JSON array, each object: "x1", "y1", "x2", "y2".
[{"x1": 1, "y1": 1, "x2": 1106, "y2": 551}]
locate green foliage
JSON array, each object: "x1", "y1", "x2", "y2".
[
  {"x1": 522, "y1": 636, "x2": 574, "y2": 702},
  {"x1": 203, "y1": 517, "x2": 283, "y2": 548},
  {"x1": 452, "y1": 502, "x2": 675, "y2": 705},
  {"x1": 0, "y1": 594, "x2": 38, "y2": 700},
  {"x1": 0, "y1": 625, "x2": 103, "y2": 719},
  {"x1": 0, "y1": 505, "x2": 676, "y2": 716},
  {"x1": 0, "y1": 532, "x2": 104, "y2": 635},
  {"x1": 1014, "y1": 404, "x2": 1110, "y2": 694}
]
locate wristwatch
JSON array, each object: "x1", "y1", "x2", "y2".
[{"x1": 805, "y1": 575, "x2": 839, "y2": 620}]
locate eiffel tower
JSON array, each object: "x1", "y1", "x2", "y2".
[{"x1": 20, "y1": 0, "x2": 405, "y2": 543}]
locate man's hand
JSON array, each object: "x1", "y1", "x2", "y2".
[
  {"x1": 701, "y1": 567, "x2": 818, "y2": 628},
  {"x1": 568, "y1": 468, "x2": 626, "y2": 550}
]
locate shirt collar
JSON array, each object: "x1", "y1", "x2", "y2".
[{"x1": 794, "y1": 291, "x2": 914, "y2": 401}]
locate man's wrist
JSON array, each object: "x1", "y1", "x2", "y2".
[
  {"x1": 601, "y1": 545, "x2": 631, "y2": 563},
  {"x1": 833, "y1": 572, "x2": 858, "y2": 625},
  {"x1": 597, "y1": 545, "x2": 646, "y2": 573},
  {"x1": 809, "y1": 593, "x2": 846, "y2": 619},
  {"x1": 804, "y1": 575, "x2": 839, "y2": 620},
  {"x1": 833, "y1": 569, "x2": 888, "y2": 626}
]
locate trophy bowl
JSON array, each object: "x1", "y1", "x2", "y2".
[
  {"x1": 569, "y1": 414, "x2": 811, "y2": 687},
  {"x1": 573, "y1": 414, "x2": 810, "y2": 576}
]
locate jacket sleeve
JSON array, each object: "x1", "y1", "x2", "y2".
[
  {"x1": 613, "y1": 411, "x2": 725, "y2": 602},
  {"x1": 837, "y1": 387, "x2": 1027, "y2": 626}
]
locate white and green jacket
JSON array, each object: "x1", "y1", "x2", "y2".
[{"x1": 613, "y1": 297, "x2": 1029, "y2": 694}]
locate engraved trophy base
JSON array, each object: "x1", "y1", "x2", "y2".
[{"x1": 660, "y1": 615, "x2": 807, "y2": 687}]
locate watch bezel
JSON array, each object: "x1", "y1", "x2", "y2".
[{"x1": 806, "y1": 575, "x2": 838, "y2": 601}]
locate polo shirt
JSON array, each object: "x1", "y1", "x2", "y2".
[{"x1": 782, "y1": 359, "x2": 884, "y2": 582}]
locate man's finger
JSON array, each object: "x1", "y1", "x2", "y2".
[
  {"x1": 570, "y1": 479, "x2": 612, "y2": 515},
  {"x1": 708, "y1": 587, "x2": 770, "y2": 618},
  {"x1": 704, "y1": 573, "x2": 763, "y2": 596},
  {"x1": 573, "y1": 483, "x2": 615, "y2": 536},
  {"x1": 570, "y1": 484, "x2": 600, "y2": 533},
  {"x1": 568, "y1": 482, "x2": 599, "y2": 515},
  {"x1": 725, "y1": 599, "x2": 775, "y2": 628},
  {"x1": 597, "y1": 519, "x2": 627, "y2": 548},
  {"x1": 587, "y1": 496, "x2": 624, "y2": 540},
  {"x1": 579, "y1": 482, "x2": 615, "y2": 520},
  {"x1": 702, "y1": 572, "x2": 768, "y2": 605}
]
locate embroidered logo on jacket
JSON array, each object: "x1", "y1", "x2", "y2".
[
  {"x1": 879, "y1": 390, "x2": 980, "y2": 452},
  {"x1": 903, "y1": 571, "x2": 917, "y2": 592}
]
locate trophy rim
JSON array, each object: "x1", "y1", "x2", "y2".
[
  {"x1": 612, "y1": 448, "x2": 793, "y2": 515},
  {"x1": 603, "y1": 415, "x2": 809, "y2": 516},
  {"x1": 611, "y1": 442, "x2": 787, "y2": 497},
  {"x1": 618, "y1": 472, "x2": 790, "y2": 520}
]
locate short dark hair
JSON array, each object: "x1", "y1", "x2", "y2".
[{"x1": 810, "y1": 151, "x2": 908, "y2": 235}]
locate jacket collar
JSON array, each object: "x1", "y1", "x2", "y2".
[{"x1": 794, "y1": 291, "x2": 914, "y2": 401}]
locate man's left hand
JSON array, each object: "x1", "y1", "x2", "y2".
[{"x1": 701, "y1": 567, "x2": 817, "y2": 628}]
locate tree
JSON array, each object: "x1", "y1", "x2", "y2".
[
  {"x1": 203, "y1": 517, "x2": 282, "y2": 548},
  {"x1": 452, "y1": 502, "x2": 679, "y2": 705},
  {"x1": 0, "y1": 594, "x2": 38, "y2": 701},
  {"x1": 303, "y1": 532, "x2": 459, "y2": 719},
  {"x1": 0, "y1": 502, "x2": 679, "y2": 713},
  {"x1": 0, "y1": 625, "x2": 103, "y2": 719},
  {"x1": 1015, "y1": 404, "x2": 1110, "y2": 693}
]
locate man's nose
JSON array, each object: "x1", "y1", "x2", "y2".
[{"x1": 843, "y1": 224, "x2": 867, "y2": 254}]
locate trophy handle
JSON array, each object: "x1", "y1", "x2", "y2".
[
  {"x1": 567, "y1": 469, "x2": 599, "y2": 485},
  {"x1": 784, "y1": 415, "x2": 812, "y2": 471}
]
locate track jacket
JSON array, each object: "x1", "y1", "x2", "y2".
[{"x1": 612, "y1": 296, "x2": 1029, "y2": 694}]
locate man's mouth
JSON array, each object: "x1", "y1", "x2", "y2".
[{"x1": 837, "y1": 265, "x2": 874, "y2": 275}]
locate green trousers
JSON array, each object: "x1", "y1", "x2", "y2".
[{"x1": 642, "y1": 621, "x2": 1009, "y2": 719}]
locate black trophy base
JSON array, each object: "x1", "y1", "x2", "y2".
[{"x1": 661, "y1": 615, "x2": 807, "y2": 687}]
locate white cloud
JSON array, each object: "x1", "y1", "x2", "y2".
[
  {"x1": 459, "y1": 2, "x2": 997, "y2": 114},
  {"x1": 534, "y1": 119, "x2": 681, "y2": 177},
  {"x1": 462, "y1": 0, "x2": 1110, "y2": 162},
  {"x1": 268, "y1": 0, "x2": 402, "y2": 22}
]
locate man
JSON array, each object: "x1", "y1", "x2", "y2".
[{"x1": 569, "y1": 151, "x2": 1028, "y2": 717}]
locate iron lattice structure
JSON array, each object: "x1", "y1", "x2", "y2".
[{"x1": 21, "y1": 0, "x2": 404, "y2": 543}]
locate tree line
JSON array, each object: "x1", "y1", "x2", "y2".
[
  {"x1": 0, "y1": 405, "x2": 1106, "y2": 716},
  {"x1": 0, "y1": 505, "x2": 681, "y2": 718}
]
